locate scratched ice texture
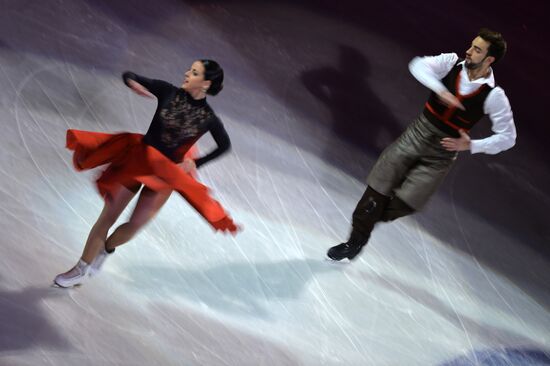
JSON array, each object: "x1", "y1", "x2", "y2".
[{"x1": 0, "y1": 0, "x2": 549, "y2": 365}]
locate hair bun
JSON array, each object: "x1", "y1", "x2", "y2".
[{"x1": 201, "y1": 59, "x2": 224, "y2": 96}]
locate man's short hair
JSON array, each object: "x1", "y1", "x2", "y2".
[{"x1": 478, "y1": 28, "x2": 507, "y2": 64}]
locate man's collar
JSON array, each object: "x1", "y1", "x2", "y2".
[{"x1": 458, "y1": 60, "x2": 496, "y2": 87}]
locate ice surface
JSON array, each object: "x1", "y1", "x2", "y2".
[{"x1": 0, "y1": 1, "x2": 549, "y2": 365}]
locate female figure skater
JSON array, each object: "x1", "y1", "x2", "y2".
[{"x1": 54, "y1": 60, "x2": 239, "y2": 288}]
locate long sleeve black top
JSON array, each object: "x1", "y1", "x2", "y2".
[{"x1": 122, "y1": 71, "x2": 231, "y2": 167}]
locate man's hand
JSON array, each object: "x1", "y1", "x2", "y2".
[
  {"x1": 437, "y1": 91, "x2": 465, "y2": 110},
  {"x1": 441, "y1": 129, "x2": 471, "y2": 151},
  {"x1": 128, "y1": 79, "x2": 154, "y2": 98}
]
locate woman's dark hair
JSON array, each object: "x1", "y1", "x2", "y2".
[
  {"x1": 478, "y1": 28, "x2": 507, "y2": 64},
  {"x1": 200, "y1": 59, "x2": 224, "y2": 96}
]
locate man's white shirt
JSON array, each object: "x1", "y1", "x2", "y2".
[{"x1": 409, "y1": 53, "x2": 516, "y2": 154}]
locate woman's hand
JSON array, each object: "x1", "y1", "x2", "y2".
[
  {"x1": 180, "y1": 158, "x2": 196, "y2": 173},
  {"x1": 128, "y1": 79, "x2": 154, "y2": 98}
]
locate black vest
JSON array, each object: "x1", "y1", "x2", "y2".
[{"x1": 423, "y1": 60, "x2": 493, "y2": 137}]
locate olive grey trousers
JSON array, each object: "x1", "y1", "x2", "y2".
[{"x1": 366, "y1": 114, "x2": 457, "y2": 210}]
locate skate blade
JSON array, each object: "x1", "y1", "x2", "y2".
[
  {"x1": 324, "y1": 256, "x2": 351, "y2": 264},
  {"x1": 52, "y1": 281, "x2": 82, "y2": 289}
]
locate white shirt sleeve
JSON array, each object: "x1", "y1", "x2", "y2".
[
  {"x1": 470, "y1": 87, "x2": 517, "y2": 154},
  {"x1": 408, "y1": 53, "x2": 458, "y2": 94}
]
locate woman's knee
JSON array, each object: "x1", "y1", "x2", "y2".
[
  {"x1": 130, "y1": 189, "x2": 170, "y2": 225},
  {"x1": 124, "y1": 217, "x2": 148, "y2": 234}
]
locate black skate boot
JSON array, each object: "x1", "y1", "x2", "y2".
[{"x1": 327, "y1": 230, "x2": 369, "y2": 261}]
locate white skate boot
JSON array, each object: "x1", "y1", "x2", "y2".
[
  {"x1": 89, "y1": 249, "x2": 113, "y2": 277},
  {"x1": 54, "y1": 259, "x2": 90, "y2": 288}
]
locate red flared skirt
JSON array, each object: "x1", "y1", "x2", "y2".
[{"x1": 66, "y1": 129, "x2": 237, "y2": 233}]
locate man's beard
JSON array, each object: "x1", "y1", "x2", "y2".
[{"x1": 465, "y1": 56, "x2": 487, "y2": 70}]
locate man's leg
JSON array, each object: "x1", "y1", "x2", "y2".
[
  {"x1": 327, "y1": 193, "x2": 415, "y2": 261},
  {"x1": 327, "y1": 116, "x2": 430, "y2": 261},
  {"x1": 379, "y1": 196, "x2": 415, "y2": 222},
  {"x1": 327, "y1": 186, "x2": 390, "y2": 261}
]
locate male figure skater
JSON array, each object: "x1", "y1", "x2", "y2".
[{"x1": 328, "y1": 28, "x2": 516, "y2": 261}]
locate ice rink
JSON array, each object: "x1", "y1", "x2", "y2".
[{"x1": 1, "y1": 0, "x2": 549, "y2": 365}]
